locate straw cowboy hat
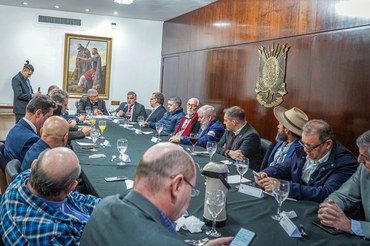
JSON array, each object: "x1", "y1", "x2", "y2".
[{"x1": 273, "y1": 106, "x2": 309, "y2": 136}]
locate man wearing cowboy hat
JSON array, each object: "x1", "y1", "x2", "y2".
[
  {"x1": 255, "y1": 119, "x2": 358, "y2": 202},
  {"x1": 268, "y1": 106, "x2": 309, "y2": 166}
]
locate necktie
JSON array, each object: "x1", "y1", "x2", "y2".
[
  {"x1": 228, "y1": 133, "x2": 237, "y2": 150},
  {"x1": 26, "y1": 79, "x2": 32, "y2": 94},
  {"x1": 146, "y1": 108, "x2": 155, "y2": 121},
  {"x1": 128, "y1": 105, "x2": 132, "y2": 114}
]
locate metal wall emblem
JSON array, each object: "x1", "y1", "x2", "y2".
[{"x1": 255, "y1": 44, "x2": 289, "y2": 108}]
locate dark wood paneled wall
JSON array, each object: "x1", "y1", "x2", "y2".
[{"x1": 162, "y1": 0, "x2": 370, "y2": 153}]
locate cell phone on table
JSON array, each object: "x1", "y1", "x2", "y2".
[
  {"x1": 252, "y1": 170, "x2": 262, "y2": 180},
  {"x1": 104, "y1": 176, "x2": 128, "y2": 182},
  {"x1": 230, "y1": 228, "x2": 255, "y2": 246},
  {"x1": 312, "y1": 220, "x2": 344, "y2": 235},
  {"x1": 38, "y1": 87, "x2": 41, "y2": 92}
]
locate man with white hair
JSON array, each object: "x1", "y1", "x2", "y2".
[{"x1": 76, "y1": 88, "x2": 108, "y2": 115}]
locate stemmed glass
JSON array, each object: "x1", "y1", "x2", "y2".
[
  {"x1": 205, "y1": 189, "x2": 225, "y2": 238},
  {"x1": 90, "y1": 129, "x2": 100, "y2": 152},
  {"x1": 271, "y1": 179, "x2": 290, "y2": 220},
  {"x1": 155, "y1": 122, "x2": 163, "y2": 141},
  {"x1": 235, "y1": 158, "x2": 249, "y2": 189},
  {"x1": 189, "y1": 133, "x2": 199, "y2": 155},
  {"x1": 137, "y1": 116, "x2": 144, "y2": 133},
  {"x1": 98, "y1": 120, "x2": 106, "y2": 139},
  {"x1": 206, "y1": 141, "x2": 217, "y2": 162},
  {"x1": 117, "y1": 139, "x2": 128, "y2": 166},
  {"x1": 85, "y1": 106, "x2": 92, "y2": 121}
]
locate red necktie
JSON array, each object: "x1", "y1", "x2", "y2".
[
  {"x1": 228, "y1": 133, "x2": 237, "y2": 150},
  {"x1": 128, "y1": 105, "x2": 132, "y2": 114}
]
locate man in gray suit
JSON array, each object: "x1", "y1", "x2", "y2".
[
  {"x1": 12, "y1": 61, "x2": 41, "y2": 123},
  {"x1": 318, "y1": 130, "x2": 370, "y2": 239},
  {"x1": 81, "y1": 143, "x2": 233, "y2": 245},
  {"x1": 115, "y1": 91, "x2": 147, "y2": 122},
  {"x1": 217, "y1": 106, "x2": 261, "y2": 171}
]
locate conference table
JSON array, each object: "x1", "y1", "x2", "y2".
[{"x1": 71, "y1": 119, "x2": 367, "y2": 245}]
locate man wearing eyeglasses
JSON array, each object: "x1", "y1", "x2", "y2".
[
  {"x1": 76, "y1": 88, "x2": 108, "y2": 115},
  {"x1": 318, "y1": 130, "x2": 370, "y2": 239},
  {"x1": 169, "y1": 97, "x2": 201, "y2": 142},
  {"x1": 255, "y1": 119, "x2": 357, "y2": 202},
  {"x1": 142, "y1": 92, "x2": 167, "y2": 127},
  {"x1": 80, "y1": 143, "x2": 233, "y2": 245}
]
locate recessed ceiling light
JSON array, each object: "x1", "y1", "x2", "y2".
[
  {"x1": 55, "y1": 5, "x2": 59, "y2": 9},
  {"x1": 22, "y1": 2, "x2": 28, "y2": 5},
  {"x1": 85, "y1": 8, "x2": 90, "y2": 12},
  {"x1": 114, "y1": 11, "x2": 118, "y2": 15}
]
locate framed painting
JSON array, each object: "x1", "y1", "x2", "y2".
[{"x1": 63, "y1": 33, "x2": 112, "y2": 99}]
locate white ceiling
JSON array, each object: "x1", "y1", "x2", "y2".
[{"x1": 0, "y1": 0, "x2": 217, "y2": 21}]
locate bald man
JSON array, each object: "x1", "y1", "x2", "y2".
[
  {"x1": 21, "y1": 116, "x2": 69, "y2": 171},
  {"x1": 0, "y1": 147, "x2": 100, "y2": 245},
  {"x1": 81, "y1": 143, "x2": 232, "y2": 245}
]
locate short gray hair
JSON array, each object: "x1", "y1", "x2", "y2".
[
  {"x1": 302, "y1": 119, "x2": 334, "y2": 142},
  {"x1": 87, "y1": 88, "x2": 98, "y2": 96},
  {"x1": 198, "y1": 105, "x2": 215, "y2": 117},
  {"x1": 356, "y1": 130, "x2": 370, "y2": 154},
  {"x1": 224, "y1": 106, "x2": 245, "y2": 123},
  {"x1": 168, "y1": 96, "x2": 182, "y2": 107}
]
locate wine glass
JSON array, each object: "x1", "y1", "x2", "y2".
[
  {"x1": 271, "y1": 179, "x2": 290, "y2": 220},
  {"x1": 85, "y1": 106, "x2": 92, "y2": 121},
  {"x1": 117, "y1": 139, "x2": 128, "y2": 166},
  {"x1": 98, "y1": 120, "x2": 106, "y2": 139},
  {"x1": 189, "y1": 133, "x2": 199, "y2": 155},
  {"x1": 206, "y1": 141, "x2": 217, "y2": 162},
  {"x1": 205, "y1": 189, "x2": 225, "y2": 238},
  {"x1": 90, "y1": 129, "x2": 100, "y2": 152},
  {"x1": 90, "y1": 117, "x2": 96, "y2": 126},
  {"x1": 137, "y1": 116, "x2": 144, "y2": 132},
  {"x1": 155, "y1": 122, "x2": 163, "y2": 141},
  {"x1": 235, "y1": 158, "x2": 249, "y2": 189},
  {"x1": 92, "y1": 106, "x2": 98, "y2": 115}
]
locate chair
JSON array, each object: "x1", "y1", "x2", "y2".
[
  {"x1": 0, "y1": 143, "x2": 8, "y2": 193},
  {"x1": 5, "y1": 159, "x2": 21, "y2": 185},
  {"x1": 259, "y1": 138, "x2": 274, "y2": 171}
]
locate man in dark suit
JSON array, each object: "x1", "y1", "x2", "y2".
[
  {"x1": 142, "y1": 92, "x2": 166, "y2": 126},
  {"x1": 115, "y1": 91, "x2": 147, "y2": 122},
  {"x1": 76, "y1": 88, "x2": 108, "y2": 115},
  {"x1": 3, "y1": 95, "x2": 56, "y2": 162},
  {"x1": 80, "y1": 143, "x2": 233, "y2": 245},
  {"x1": 217, "y1": 106, "x2": 261, "y2": 171},
  {"x1": 12, "y1": 61, "x2": 41, "y2": 123}
]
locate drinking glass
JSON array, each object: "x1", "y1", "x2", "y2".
[
  {"x1": 98, "y1": 120, "x2": 106, "y2": 139},
  {"x1": 85, "y1": 106, "x2": 92, "y2": 120},
  {"x1": 206, "y1": 141, "x2": 217, "y2": 162},
  {"x1": 137, "y1": 116, "x2": 144, "y2": 132},
  {"x1": 90, "y1": 117, "x2": 96, "y2": 126},
  {"x1": 155, "y1": 122, "x2": 163, "y2": 141},
  {"x1": 235, "y1": 158, "x2": 249, "y2": 189},
  {"x1": 205, "y1": 189, "x2": 225, "y2": 238},
  {"x1": 271, "y1": 179, "x2": 290, "y2": 220},
  {"x1": 90, "y1": 129, "x2": 100, "y2": 152},
  {"x1": 92, "y1": 106, "x2": 98, "y2": 115},
  {"x1": 117, "y1": 139, "x2": 128, "y2": 166},
  {"x1": 189, "y1": 133, "x2": 199, "y2": 155}
]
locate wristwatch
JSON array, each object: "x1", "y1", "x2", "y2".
[{"x1": 225, "y1": 150, "x2": 230, "y2": 157}]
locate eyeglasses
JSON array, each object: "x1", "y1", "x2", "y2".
[
  {"x1": 150, "y1": 98, "x2": 156, "y2": 101},
  {"x1": 170, "y1": 174, "x2": 200, "y2": 197},
  {"x1": 186, "y1": 103, "x2": 198, "y2": 108},
  {"x1": 299, "y1": 140, "x2": 327, "y2": 152}
]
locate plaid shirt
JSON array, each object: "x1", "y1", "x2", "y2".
[{"x1": 0, "y1": 170, "x2": 100, "y2": 245}]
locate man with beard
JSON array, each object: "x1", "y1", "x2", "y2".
[
  {"x1": 267, "y1": 106, "x2": 309, "y2": 166},
  {"x1": 73, "y1": 43, "x2": 91, "y2": 83},
  {"x1": 179, "y1": 105, "x2": 224, "y2": 147},
  {"x1": 169, "y1": 97, "x2": 201, "y2": 142}
]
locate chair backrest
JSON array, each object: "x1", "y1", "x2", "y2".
[
  {"x1": 5, "y1": 159, "x2": 21, "y2": 185},
  {"x1": 259, "y1": 138, "x2": 274, "y2": 171}
]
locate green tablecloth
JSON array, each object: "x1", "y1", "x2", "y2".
[{"x1": 71, "y1": 120, "x2": 367, "y2": 245}]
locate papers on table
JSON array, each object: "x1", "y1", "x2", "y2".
[
  {"x1": 125, "y1": 179, "x2": 134, "y2": 189},
  {"x1": 227, "y1": 175, "x2": 251, "y2": 184},
  {"x1": 89, "y1": 154, "x2": 106, "y2": 159},
  {"x1": 76, "y1": 141, "x2": 94, "y2": 146},
  {"x1": 193, "y1": 151, "x2": 209, "y2": 155},
  {"x1": 220, "y1": 160, "x2": 233, "y2": 165}
]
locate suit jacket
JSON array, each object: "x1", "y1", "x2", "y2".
[
  {"x1": 12, "y1": 72, "x2": 33, "y2": 115},
  {"x1": 217, "y1": 122, "x2": 261, "y2": 171},
  {"x1": 268, "y1": 139, "x2": 301, "y2": 166},
  {"x1": 263, "y1": 141, "x2": 358, "y2": 202},
  {"x1": 21, "y1": 138, "x2": 50, "y2": 171},
  {"x1": 146, "y1": 105, "x2": 166, "y2": 124},
  {"x1": 76, "y1": 98, "x2": 108, "y2": 115},
  {"x1": 80, "y1": 191, "x2": 186, "y2": 245},
  {"x1": 3, "y1": 118, "x2": 40, "y2": 162},
  {"x1": 116, "y1": 102, "x2": 147, "y2": 122},
  {"x1": 327, "y1": 164, "x2": 370, "y2": 239}
]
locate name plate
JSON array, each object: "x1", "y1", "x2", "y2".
[
  {"x1": 238, "y1": 184, "x2": 263, "y2": 198},
  {"x1": 135, "y1": 129, "x2": 143, "y2": 135},
  {"x1": 279, "y1": 213, "x2": 301, "y2": 237},
  {"x1": 119, "y1": 154, "x2": 131, "y2": 162},
  {"x1": 103, "y1": 139, "x2": 111, "y2": 147},
  {"x1": 151, "y1": 136, "x2": 160, "y2": 143}
]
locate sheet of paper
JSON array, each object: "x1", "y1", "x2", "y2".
[
  {"x1": 76, "y1": 141, "x2": 94, "y2": 146},
  {"x1": 227, "y1": 175, "x2": 251, "y2": 184},
  {"x1": 125, "y1": 179, "x2": 134, "y2": 189}
]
